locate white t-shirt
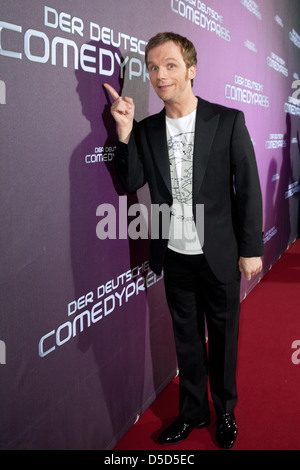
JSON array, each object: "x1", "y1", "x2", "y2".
[{"x1": 166, "y1": 109, "x2": 203, "y2": 255}]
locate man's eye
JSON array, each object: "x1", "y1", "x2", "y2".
[
  {"x1": 151, "y1": 66, "x2": 158, "y2": 71},
  {"x1": 168, "y1": 64, "x2": 175, "y2": 69}
]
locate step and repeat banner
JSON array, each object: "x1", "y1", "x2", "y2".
[{"x1": 1, "y1": 0, "x2": 299, "y2": 449}]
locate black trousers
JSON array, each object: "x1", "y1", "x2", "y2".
[{"x1": 163, "y1": 248, "x2": 241, "y2": 419}]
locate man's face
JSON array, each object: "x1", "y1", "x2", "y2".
[{"x1": 147, "y1": 41, "x2": 196, "y2": 104}]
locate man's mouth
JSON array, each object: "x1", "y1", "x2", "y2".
[{"x1": 157, "y1": 84, "x2": 173, "y2": 91}]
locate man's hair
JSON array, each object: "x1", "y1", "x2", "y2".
[{"x1": 145, "y1": 31, "x2": 197, "y2": 71}]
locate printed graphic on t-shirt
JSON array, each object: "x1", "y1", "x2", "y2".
[
  {"x1": 166, "y1": 111, "x2": 202, "y2": 254},
  {"x1": 167, "y1": 131, "x2": 194, "y2": 210}
]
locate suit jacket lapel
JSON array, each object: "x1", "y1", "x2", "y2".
[
  {"x1": 148, "y1": 109, "x2": 172, "y2": 196},
  {"x1": 193, "y1": 99, "x2": 220, "y2": 201},
  {"x1": 147, "y1": 99, "x2": 220, "y2": 200}
]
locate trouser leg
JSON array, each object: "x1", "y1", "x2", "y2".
[
  {"x1": 202, "y1": 275, "x2": 241, "y2": 415},
  {"x1": 164, "y1": 250, "x2": 210, "y2": 419},
  {"x1": 163, "y1": 249, "x2": 241, "y2": 418}
]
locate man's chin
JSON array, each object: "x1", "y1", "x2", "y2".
[{"x1": 155, "y1": 88, "x2": 174, "y2": 101}]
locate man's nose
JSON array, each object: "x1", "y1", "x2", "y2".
[{"x1": 157, "y1": 67, "x2": 166, "y2": 80}]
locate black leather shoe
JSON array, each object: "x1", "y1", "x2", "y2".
[
  {"x1": 216, "y1": 413, "x2": 237, "y2": 449},
  {"x1": 158, "y1": 415, "x2": 210, "y2": 445}
]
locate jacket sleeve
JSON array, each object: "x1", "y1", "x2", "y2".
[
  {"x1": 230, "y1": 111, "x2": 264, "y2": 257},
  {"x1": 114, "y1": 125, "x2": 146, "y2": 194}
]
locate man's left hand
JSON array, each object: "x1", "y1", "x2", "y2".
[{"x1": 238, "y1": 256, "x2": 262, "y2": 280}]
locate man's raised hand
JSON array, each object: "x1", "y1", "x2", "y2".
[{"x1": 104, "y1": 83, "x2": 135, "y2": 144}]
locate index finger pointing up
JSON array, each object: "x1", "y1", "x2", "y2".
[{"x1": 104, "y1": 83, "x2": 120, "y2": 101}]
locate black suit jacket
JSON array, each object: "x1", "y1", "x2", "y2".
[{"x1": 115, "y1": 97, "x2": 264, "y2": 283}]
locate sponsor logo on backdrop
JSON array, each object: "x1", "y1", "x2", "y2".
[
  {"x1": 39, "y1": 261, "x2": 163, "y2": 357},
  {"x1": 240, "y1": 0, "x2": 262, "y2": 21},
  {"x1": 170, "y1": 0, "x2": 231, "y2": 42},
  {"x1": 291, "y1": 340, "x2": 300, "y2": 365},
  {"x1": 267, "y1": 52, "x2": 288, "y2": 77},
  {"x1": 265, "y1": 134, "x2": 286, "y2": 150},
  {"x1": 275, "y1": 15, "x2": 284, "y2": 28},
  {"x1": 0, "y1": 6, "x2": 149, "y2": 83},
  {"x1": 244, "y1": 39, "x2": 257, "y2": 53},
  {"x1": 263, "y1": 226, "x2": 277, "y2": 244},
  {"x1": 85, "y1": 146, "x2": 116, "y2": 164},
  {"x1": 285, "y1": 181, "x2": 300, "y2": 199},
  {"x1": 0, "y1": 340, "x2": 6, "y2": 365},
  {"x1": 284, "y1": 79, "x2": 300, "y2": 116},
  {"x1": 290, "y1": 28, "x2": 300, "y2": 49},
  {"x1": 225, "y1": 74, "x2": 269, "y2": 108},
  {"x1": 272, "y1": 173, "x2": 280, "y2": 182}
]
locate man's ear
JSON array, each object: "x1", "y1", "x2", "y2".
[{"x1": 189, "y1": 64, "x2": 197, "y2": 80}]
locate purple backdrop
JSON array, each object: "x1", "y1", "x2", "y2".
[{"x1": 0, "y1": 0, "x2": 299, "y2": 449}]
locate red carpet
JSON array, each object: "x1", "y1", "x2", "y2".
[{"x1": 115, "y1": 239, "x2": 300, "y2": 450}]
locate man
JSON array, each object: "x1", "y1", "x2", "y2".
[{"x1": 104, "y1": 32, "x2": 263, "y2": 449}]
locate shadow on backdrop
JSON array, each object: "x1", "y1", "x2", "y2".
[
  {"x1": 263, "y1": 113, "x2": 293, "y2": 274},
  {"x1": 69, "y1": 42, "x2": 176, "y2": 447}
]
